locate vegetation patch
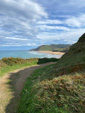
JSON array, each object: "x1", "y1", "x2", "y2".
[
  {"x1": 37, "y1": 58, "x2": 59, "y2": 64},
  {"x1": 18, "y1": 66, "x2": 85, "y2": 113},
  {"x1": 34, "y1": 74, "x2": 85, "y2": 113},
  {"x1": 2, "y1": 57, "x2": 39, "y2": 66},
  {"x1": 0, "y1": 57, "x2": 58, "y2": 77},
  {"x1": 55, "y1": 63, "x2": 85, "y2": 76},
  {"x1": 18, "y1": 34, "x2": 85, "y2": 113},
  {"x1": 0, "y1": 60, "x2": 7, "y2": 68}
]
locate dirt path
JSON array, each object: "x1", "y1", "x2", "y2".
[{"x1": 0, "y1": 62, "x2": 55, "y2": 113}]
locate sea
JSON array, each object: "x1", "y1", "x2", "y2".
[{"x1": 0, "y1": 50, "x2": 62, "y2": 59}]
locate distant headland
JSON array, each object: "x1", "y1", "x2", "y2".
[{"x1": 29, "y1": 44, "x2": 70, "y2": 55}]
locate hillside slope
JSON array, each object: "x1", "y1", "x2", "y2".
[
  {"x1": 56, "y1": 33, "x2": 85, "y2": 68},
  {"x1": 18, "y1": 34, "x2": 85, "y2": 113},
  {"x1": 30, "y1": 44, "x2": 70, "y2": 52}
]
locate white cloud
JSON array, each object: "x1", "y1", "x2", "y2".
[
  {"x1": 0, "y1": 44, "x2": 23, "y2": 47},
  {"x1": 0, "y1": 0, "x2": 47, "y2": 46},
  {"x1": 0, "y1": 0, "x2": 47, "y2": 20},
  {"x1": 37, "y1": 25, "x2": 70, "y2": 31},
  {"x1": 26, "y1": 43, "x2": 37, "y2": 46},
  {"x1": 37, "y1": 14, "x2": 85, "y2": 28},
  {"x1": 0, "y1": 0, "x2": 85, "y2": 47},
  {"x1": 37, "y1": 19, "x2": 62, "y2": 25},
  {"x1": 0, "y1": 43, "x2": 37, "y2": 47},
  {"x1": 66, "y1": 14, "x2": 85, "y2": 27},
  {"x1": 5, "y1": 37, "x2": 28, "y2": 41},
  {"x1": 37, "y1": 28, "x2": 85, "y2": 44},
  {"x1": 36, "y1": 14, "x2": 85, "y2": 44}
]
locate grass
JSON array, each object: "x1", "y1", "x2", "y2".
[
  {"x1": 18, "y1": 68, "x2": 85, "y2": 113},
  {"x1": 0, "y1": 62, "x2": 36, "y2": 77},
  {"x1": 18, "y1": 64, "x2": 85, "y2": 113},
  {"x1": 56, "y1": 41, "x2": 85, "y2": 67},
  {"x1": 17, "y1": 36, "x2": 85, "y2": 113},
  {"x1": 0, "y1": 57, "x2": 58, "y2": 77},
  {"x1": 0, "y1": 58, "x2": 38, "y2": 77},
  {"x1": 0, "y1": 57, "x2": 58, "y2": 113}
]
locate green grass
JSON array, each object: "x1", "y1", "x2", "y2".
[
  {"x1": 0, "y1": 57, "x2": 39, "y2": 77},
  {"x1": 18, "y1": 64, "x2": 85, "y2": 113},
  {"x1": 18, "y1": 35, "x2": 85, "y2": 113},
  {"x1": 0, "y1": 57, "x2": 58, "y2": 77},
  {"x1": 0, "y1": 62, "x2": 36, "y2": 77},
  {"x1": 56, "y1": 41, "x2": 85, "y2": 67},
  {"x1": 18, "y1": 63, "x2": 85, "y2": 113}
]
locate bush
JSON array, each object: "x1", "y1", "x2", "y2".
[
  {"x1": 18, "y1": 73, "x2": 85, "y2": 113},
  {"x1": 0, "y1": 60, "x2": 7, "y2": 68},
  {"x1": 56, "y1": 64, "x2": 85, "y2": 76},
  {"x1": 33, "y1": 74, "x2": 85, "y2": 113},
  {"x1": 2, "y1": 57, "x2": 26, "y2": 66},
  {"x1": 37, "y1": 58, "x2": 59, "y2": 64},
  {"x1": 1, "y1": 57, "x2": 58, "y2": 66}
]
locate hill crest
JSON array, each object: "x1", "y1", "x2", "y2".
[
  {"x1": 78, "y1": 33, "x2": 85, "y2": 42},
  {"x1": 30, "y1": 44, "x2": 70, "y2": 53},
  {"x1": 57, "y1": 33, "x2": 85, "y2": 66}
]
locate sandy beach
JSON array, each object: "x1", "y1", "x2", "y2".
[{"x1": 37, "y1": 51, "x2": 65, "y2": 55}]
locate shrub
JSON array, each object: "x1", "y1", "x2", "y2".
[
  {"x1": 56, "y1": 64, "x2": 85, "y2": 76},
  {"x1": 0, "y1": 60, "x2": 7, "y2": 68},
  {"x1": 2, "y1": 57, "x2": 26, "y2": 66},
  {"x1": 37, "y1": 58, "x2": 59, "y2": 64},
  {"x1": 1, "y1": 57, "x2": 58, "y2": 66},
  {"x1": 34, "y1": 74, "x2": 85, "y2": 113}
]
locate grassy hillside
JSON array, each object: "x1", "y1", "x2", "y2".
[
  {"x1": 57, "y1": 34, "x2": 85, "y2": 67},
  {"x1": 18, "y1": 33, "x2": 85, "y2": 113},
  {"x1": 30, "y1": 44, "x2": 70, "y2": 53}
]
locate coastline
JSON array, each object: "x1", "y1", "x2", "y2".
[{"x1": 37, "y1": 51, "x2": 65, "y2": 55}]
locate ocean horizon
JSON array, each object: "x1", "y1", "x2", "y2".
[{"x1": 0, "y1": 50, "x2": 62, "y2": 59}]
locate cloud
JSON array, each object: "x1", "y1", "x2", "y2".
[
  {"x1": 37, "y1": 25, "x2": 70, "y2": 31},
  {"x1": 5, "y1": 37, "x2": 28, "y2": 41},
  {"x1": 0, "y1": 42, "x2": 37, "y2": 47},
  {"x1": 0, "y1": 0, "x2": 47, "y2": 46},
  {"x1": 66, "y1": 14, "x2": 85, "y2": 27},
  {"x1": 26, "y1": 43, "x2": 37, "y2": 46},
  {"x1": 36, "y1": 13, "x2": 85, "y2": 44},
  {"x1": 37, "y1": 19, "x2": 62, "y2": 24},
  {"x1": 0, "y1": 0, "x2": 47, "y2": 20},
  {"x1": 37, "y1": 28, "x2": 85, "y2": 44},
  {"x1": 0, "y1": 0, "x2": 85, "y2": 49},
  {"x1": 37, "y1": 14, "x2": 85, "y2": 28},
  {"x1": 34, "y1": 0, "x2": 85, "y2": 17}
]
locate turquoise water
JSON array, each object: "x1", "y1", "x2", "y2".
[{"x1": 0, "y1": 50, "x2": 62, "y2": 59}]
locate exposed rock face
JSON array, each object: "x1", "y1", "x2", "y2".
[{"x1": 78, "y1": 33, "x2": 85, "y2": 43}]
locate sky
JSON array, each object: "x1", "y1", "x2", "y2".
[{"x1": 0, "y1": 0, "x2": 85, "y2": 50}]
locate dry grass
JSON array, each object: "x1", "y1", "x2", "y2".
[{"x1": 0, "y1": 74, "x2": 13, "y2": 113}]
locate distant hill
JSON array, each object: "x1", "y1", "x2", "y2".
[{"x1": 30, "y1": 44, "x2": 70, "y2": 53}]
